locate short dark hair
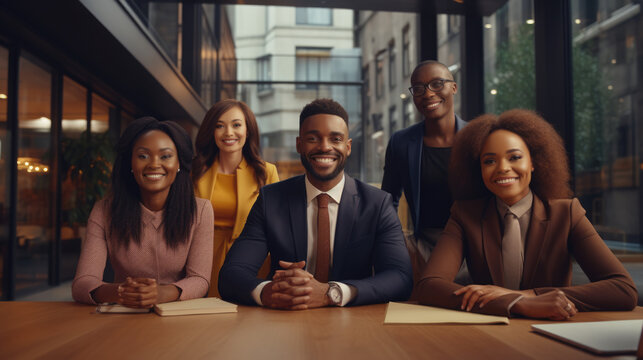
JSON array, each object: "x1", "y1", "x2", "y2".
[
  {"x1": 411, "y1": 60, "x2": 454, "y2": 81},
  {"x1": 110, "y1": 116, "x2": 196, "y2": 249},
  {"x1": 449, "y1": 109, "x2": 572, "y2": 201},
  {"x1": 299, "y1": 98, "x2": 349, "y2": 127}
]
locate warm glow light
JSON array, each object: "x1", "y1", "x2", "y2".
[
  {"x1": 490, "y1": 89, "x2": 498, "y2": 95},
  {"x1": 526, "y1": 19, "x2": 535, "y2": 24},
  {"x1": 611, "y1": 59, "x2": 617, "y2": 64},
  {"x1": 43, "y1": 167, "x2": 48, "y2": 172},
  {"x1": 484, "y1": 24, "x2": 492, "y2": 29},
  {"x1": 400, "y1": 93, "x2": 407, "y2": 99},
  {"x1": 0, "y1": 94, "x2": 7, "y2": 99},
  {"x1": 574, "y1": 19, "x2": 581, "y2": 24},
  {"x1": 25, "y1": 162, "x2": 30, "y2": 166},
  {"x1": 35, "y1": 167, "x2": 40, "y2": 171},
  {"x1": 608, "y1": 85, "x2": 614, "y2": 90}
]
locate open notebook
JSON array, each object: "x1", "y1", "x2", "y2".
[
  {"x1": 96, "y1": 298, "x2": 237, "y2": 316},
  {"x1": 531, "y1": 320, "x2": 643, "y2": 355},
  {"x1": 153, "y1": 297, "x2": 237, "y2": 316}
]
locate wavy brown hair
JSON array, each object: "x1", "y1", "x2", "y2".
[
  {"x1": 449, "y1": 109, "x2": 572, "y2": 201},
  {"x1": 192, "y1": 99, "x2": 267, "y2": 189}
]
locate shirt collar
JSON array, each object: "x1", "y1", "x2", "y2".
[
  {"x1": 140, "y1": 203, "x2": 164, "y2": 229},
  {"x1": 496, "y1": 190, "x2": 533, "y2": 218},
  {"x1": 305, "y1": 174, "x2": 345, "y2": 205}
]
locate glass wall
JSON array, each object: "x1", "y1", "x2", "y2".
[
  {"x1": 437, "y1": 14, "x2": 463, "y2": 116},
  {"x1": 571, "y1": 0, "x2": 641, "y2": 249},
  {"x1": 16, "y1": 53, "x2": 52, "y2": 296},
  {"x1": 0, "y1": 45, "x2": 8, "y2": 298},
  {"x1": 60, "y1": 77, "x2": 87, "y2": 281},
  {"x1": 225, "y1": 5, "x2": 358, "y2": 181},
  {"x1": 483, "y1": 0, "x2": 536, "y2": 114}
]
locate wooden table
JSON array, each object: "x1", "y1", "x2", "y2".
[{"x1": 2, "y1": 302, "x2": 642, "y2": 359}]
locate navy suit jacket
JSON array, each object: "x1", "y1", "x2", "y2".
[
  {"x1": 381, "y1": 115, "x2": 467, "y2": 235},
  {"x1": 218, "y1": 174, "x2": 413, "y2": 306}
]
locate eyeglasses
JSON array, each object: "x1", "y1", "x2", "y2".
[{"x1": 408, "y1": 79, "x2": 455, "y2": 96}]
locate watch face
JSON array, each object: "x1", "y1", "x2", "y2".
[{"x1": 329, "y1": 285, "x2": 342, "y2": 304}]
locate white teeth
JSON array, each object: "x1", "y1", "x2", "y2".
[
  {"x1": 223, "y1": 139, "x2": 237, "y2": 144},
  {"x1": 495, "y1": 178, "x2": 516, "y2": 184},
  {"x1": 427, "y1": 103, "x2": 440, "y2": 109},
  {"x1": 314, "y1": 158, "x2": 335, "y2": 164},
  {"x1": 145, "y1": 174, "x2": 164, "y2": 179}
]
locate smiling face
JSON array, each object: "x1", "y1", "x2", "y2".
[
  {"x1": 131, "y1": 130, "x2": 180, "y2": 205},
  {"x1": 296, "y1": 113, "x2": 352, "y2": 191},
  {"x1": 410, "y1": 63, "x2": 457, "y2": 122},
  {"x1": 214, "y1": 106, "x2": 247, "y2": 155},
  {"x1": 480, "y1": 129, "x2": 534, "y2": 206}
]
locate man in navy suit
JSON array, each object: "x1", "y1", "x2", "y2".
[
  {"x1": 382, "y1": 60, "x2": 467, "y2": 262},
  {"x1": 219, "y1": 98, "x2": 412, "y2": 309}
]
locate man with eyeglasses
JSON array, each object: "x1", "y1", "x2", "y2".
[{"x1": 381, "y1": 60, "x2": 468, "y2": 288}]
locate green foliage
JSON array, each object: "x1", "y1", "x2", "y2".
[
  {"x1": 487, "y1": 24, "x2": 611, "y2": 172},
  {"x1": 486, "y1": 24, "x2": 536, "y2": 114},
  {"x1": 61, "y1": 131, "x2": 115, "y2": 225}
]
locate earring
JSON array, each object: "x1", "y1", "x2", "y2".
[{"x1": 178, "y1": 168, "x2": 181, "y2": 173}]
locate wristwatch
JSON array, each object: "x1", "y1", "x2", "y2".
[{"x1": 327, "y1": 282, "x2": 343, "y2": 306}]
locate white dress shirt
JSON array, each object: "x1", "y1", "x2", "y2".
[{"x1": 251, "y1": 174, "x2": 354, "y2": 306}]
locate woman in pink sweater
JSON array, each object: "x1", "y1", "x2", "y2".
[{"x1": 72, "y1": 117, "x2": 214, "y2": 307}]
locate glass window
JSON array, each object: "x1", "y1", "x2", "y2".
[
  {"x1": 16, "y1": 53, "x2": 52, "y2": 296},
  {"x1": 437, "y1": 14, "x2": 463, "y2": 116},
  {"x1": 570, "y1": 0, "x2": 641, "y2": 251},
  {"x1": 296, "y1": 8, "x2": 332, "y2": 26},
  {"x1": 483, "y1": 0, "x2": 536, "y2": 114},
  {"x1": 60, "y1": 77, "x2": 87, "y2": 281},
  {"x1": 295, "y1": 47, "x2": 331, "y2": 89},
  {"x1": 388, "y1": 105, "x2": 397, "y2": 135},
  {"x1": 257, "y1": 55, "x2": 272, "y2": 92},
  {"x1": 402, "y1": 24, "x2": 411, "y2": 78},
  {"x1": 402, "y1": 96, "x2": 413, "y2": 128},
  {"x1": 91, "y1": 93, "x2": 112, "y2": 135},
  {"x1": 375, "y1": 50, "x2": 385, "y2": 99},
  {"x1": 0, "y1": 45, "x2": 8, "y2": 299},
  {"x1": 388, "y1": 40, "x2": 396, "y2": 89}
]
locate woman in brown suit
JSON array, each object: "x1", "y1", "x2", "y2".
[{"x1": 416, "y1": 109, "x2": 637, "y2": 320}]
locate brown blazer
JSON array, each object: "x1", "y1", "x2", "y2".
[{"x1": 416, "y1": 195, "x2": 638, "y2": 316}]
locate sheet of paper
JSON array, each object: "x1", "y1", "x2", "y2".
[{"x1": 384, "y1": 302, "x2": 509, "y2": 325}]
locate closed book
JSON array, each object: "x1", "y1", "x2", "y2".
[
  {"x1": 96, "y1": 303, "x2": 151, "y2": 314},
  {"x1": 153, "y1": 297, "x2": 237, "y2": 316}
]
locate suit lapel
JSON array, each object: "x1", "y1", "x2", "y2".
[
  {"x1": 288, "y1": 176, "x2": 308, "y2": 262},
  {"x1": 481, "y1": 197, "x2": 504, "y2": 285},
  {"x1": 522, "y1": 195, "x2": 549, "y2": 288},
  {"x1": 330, "y1": 176, "x2": 358, "y2": 279}
]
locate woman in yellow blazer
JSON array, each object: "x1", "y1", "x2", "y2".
[{"x1": 192, "y1": 99, "x2": 279, "y2": 297}]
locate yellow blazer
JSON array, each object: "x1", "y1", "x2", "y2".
[{"x1": 196, "y1": 158, "x2": 279, "y2": 240}]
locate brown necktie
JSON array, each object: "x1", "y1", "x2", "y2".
[
  {"x1": 314, "y1": 193, "x2": 330, "y2": 283},
  {"x1": 502, "y1": 210, "x2": 523, "y2": 290}
]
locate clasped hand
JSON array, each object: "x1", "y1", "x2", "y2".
[
  {"x1": 261, "y1": 261, "x2": 329, "y2": 310},
  {"x1": 117, "y1": 277, "x2": 159, "y2": 308},
  {"x1": 454, "y1": 285, "x2": 577, "y2": 320}
]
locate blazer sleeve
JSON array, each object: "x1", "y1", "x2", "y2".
[
  {"x1": 173, "y1": 200, "x2": 214, "y2": 300},
  {"x1": 218, "y1": 190, "x2": 271, "y2": 305},
  {"x1": 266, "y1": 162, "x2": 280, "y2": 185},
  {"x1": 71, "y1": 203, "x2": 109, "y2": 305},
  {"x1": 533, "y1": 198, "x2": 638, "y2": 311},
  {"x1": 381, "y1": 134, "x2": 403, "y2": 209},
  {"x1": 416, "y1": 202, "x2": 522, "y2": 317},
  {"x1": 343, "y1": 193, "x2": 413, "y2": 305}
]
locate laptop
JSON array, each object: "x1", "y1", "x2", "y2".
[{"x1": 531, "y1": 320, "x2": 643, "y2": 355}]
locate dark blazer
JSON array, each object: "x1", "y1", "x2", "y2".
[
  {"x1": 416, "y1": 195, "x2": 638, "y2": 316},
  {"x1": 218, "y1": 175, "x2": 413, "y2": 306},
  {"x1": 381, "y1": 115, "x2": 467, "y2": 235}
]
